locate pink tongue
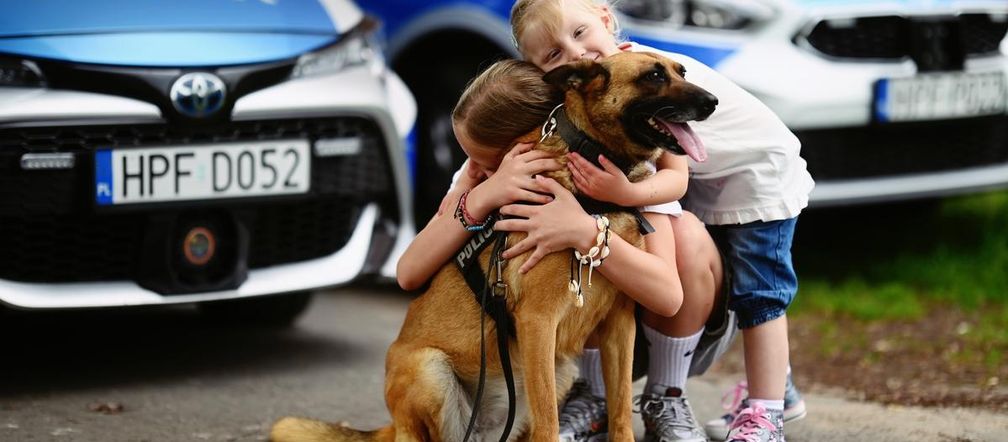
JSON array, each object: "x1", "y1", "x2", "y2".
[{"x1": 658, "y1": 119, "x2": 707, "y2": 163}]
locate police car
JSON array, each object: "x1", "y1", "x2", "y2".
[
  {"x1": 0, "y1": 0, "x2": 417, "y2": 324},
  {"x1": 360, "y1": 0, "x2": 1008, "y2": 222}
]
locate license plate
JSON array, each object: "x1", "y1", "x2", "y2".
[
  {"x1": 875, "y1": 71, "x2": 1007, "y2": 123},
  {"x1": 95, "y1": 139, "x2": 311, "y2": 206}
]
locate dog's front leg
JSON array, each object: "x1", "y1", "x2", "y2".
[
  {"x1": 514, "y1": 315, "x2": 560, "y2": 442},
  {"x1": 597, "y1": 295, "x2": 637, "y2": 442}
]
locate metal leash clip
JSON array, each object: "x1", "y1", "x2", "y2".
[
  {"x1": 539, "y1": 103, "x2": 563, "y2": 143},
  {"x1": 493, "y1": 236, "x2": 509, "y2": 298}
]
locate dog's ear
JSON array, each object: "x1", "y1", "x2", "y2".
[{"x1": 543, "y1": 60, "x2": 610, "y2": 93}]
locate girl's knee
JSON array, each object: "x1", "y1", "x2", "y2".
[{"x1": 670, "y1": 213, "x2": 718, "y2": 273}]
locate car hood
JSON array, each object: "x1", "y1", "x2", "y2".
[{"x1": 0, "y1": 0, "x2": 364, "y2": 67}]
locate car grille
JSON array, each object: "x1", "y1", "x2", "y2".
[
  {"x1": 0, "y1": 117, "x2": 396, "y2": 283},
  {"x1": 798, "y1": 116, "x2": 1008, "y2": 181},
  {"x1": 801, "y1": 13, "x2": 1008, "y2": 68}
]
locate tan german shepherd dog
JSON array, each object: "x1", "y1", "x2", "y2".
[{"x1": 270, "y1": 51, "x2": 717, "y2": 442}]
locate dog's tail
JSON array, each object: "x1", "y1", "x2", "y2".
[{"x1": 270, "y1": 417, "x2": 394, "y2": 442}]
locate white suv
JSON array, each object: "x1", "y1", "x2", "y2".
[{"x1": 0, "y1": 0, "x2": 416, "y2": 324}]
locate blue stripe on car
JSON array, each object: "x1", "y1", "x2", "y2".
[{"x1": 405, "y1": 125, "x2": 418, "y2": 187}]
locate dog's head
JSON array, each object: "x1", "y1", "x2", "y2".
[{"x1": 542, "y1": 51, "x2": 717, "y2": 163}]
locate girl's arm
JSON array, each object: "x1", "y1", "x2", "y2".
[
  {"x1": 567, "y1": 151, "x2": 688, "y2": 207},
  {"x1": 396, "y1": 144, "x2": 561, "y2": 291},
  {"x1": 495, "y1": 176, "x2": 683, "y2": 316}
]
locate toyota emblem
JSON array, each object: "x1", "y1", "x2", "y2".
[{"x1": 170, "y1": 72, "x2": 227, "y2": 118}]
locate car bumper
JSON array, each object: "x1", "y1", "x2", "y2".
[
  {"x1": 719, "y1": 34, "x2": 1008, "y2": 204},
  {"x1": 0, "y1": 64, "x2": 415, "y2": 309}
]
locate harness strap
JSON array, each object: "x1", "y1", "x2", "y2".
[{"x1": 456, "y1": 225, "x2": 517, "y2": 441}]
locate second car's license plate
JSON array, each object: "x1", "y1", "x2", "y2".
[
  {"x1": 95, "y1": 139, "x2": 311, "y2": 206},
  {"x1": 875, "y1": 71, "x2": 1007, "y2": 123}
]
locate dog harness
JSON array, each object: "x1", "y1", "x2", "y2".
[{"x1": 455, "y1": 220, "x2": 518, "y2": 442}]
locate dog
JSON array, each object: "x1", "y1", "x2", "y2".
[{"x1": 270, "y1": 51, "x2": 717, "y2": 442}]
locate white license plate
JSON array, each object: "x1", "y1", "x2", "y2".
[
  {"x1": 875, "y1": 71, "x2": 1007, "y2": 123},
  {"x1": 95, "y1": 139, "x2": 311, "y2": 206}
]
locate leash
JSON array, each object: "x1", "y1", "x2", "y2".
[{"x1": 456, "y1": 222, "x2": 517, "y2": 442}]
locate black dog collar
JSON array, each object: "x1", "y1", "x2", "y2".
[
  {"x1": 553, "y1": 107, "x2": 635, "y2": 174},
  {"x1": 544, "y1": 106, "x2": 654, "y2": 235}
]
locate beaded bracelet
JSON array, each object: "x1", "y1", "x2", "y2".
[
  {"x1": 454, "y1": 190, "x2": 494, "y2": 232},
  {"x1": 568, "y1": 215, "x2": 611, "y2": 307}
]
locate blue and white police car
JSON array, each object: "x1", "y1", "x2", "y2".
[
  {"x1": 0, "y1": 0, "x2": 417, "y2": 324},
  {"x1": 360, "y1": 0, "x2": 1008, "y2": 221}
]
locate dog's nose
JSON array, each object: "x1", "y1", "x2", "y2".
[{"x1": 697, "y1": 90, "x2": 718, "y2": 120}]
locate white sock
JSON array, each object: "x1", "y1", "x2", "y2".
[
  {"x1": 749, "y1": 399, "x2": 784, "y2": 411},
  {"x1": 579, "y1": 348, "x2": 606, "y2": 398},
  {"x1": 643, "y1": 324, "x2": 703, "y2": 395}
]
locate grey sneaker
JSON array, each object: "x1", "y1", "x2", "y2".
[
  {"x1": 635, "y1": 386, "x2": 707, "y2": 442},
  {"x1": 725, "y1": 404, "x2": 784, "y2": 442},
  {"x1": 558, "y1": 379, "x2": 608, "y2": 442},
  {"x1": 704, "y1": 374, "x2": 806, "y2": 441}
]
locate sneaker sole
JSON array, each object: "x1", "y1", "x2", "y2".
[
  {"x1": 644, "y1": 434, "x2": 707, "y2": 442},
  {"x1": 783, "y1": 400, "x2": 806, "y2": 423}
]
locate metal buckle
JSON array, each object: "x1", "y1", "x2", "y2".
[
  {"x1": 492, "y1": 281, "x2": 508, "y2": 298},
  {"x1": 539, "y1": 103, "x2": 563, "y2": 143}
]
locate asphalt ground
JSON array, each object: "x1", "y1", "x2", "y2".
[{"x1": 1, "y1": 286, "x2": 1004, "y2": 441}]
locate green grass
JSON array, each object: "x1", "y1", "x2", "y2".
[{"x1": 791, "y1": 190, "x2": 1008, "y2": 321}]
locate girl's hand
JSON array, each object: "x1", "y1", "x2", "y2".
[
  {"x1": 567, "y1": 152, "x2": 634, "y2": 206},
  {"x1": 436, "y1": 161, "x2": 484, "y2": 217},
  {"x1": 468, "y1": 143, "x2": 562, "y2": 215},
  {"x1": 494, "y1": 176, "x2": 597, "y2": 273}
]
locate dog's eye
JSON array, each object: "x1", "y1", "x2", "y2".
[
  {"x1": 646, "y1": 70, "x2": 667, "y2": 83},
  {"x1": 677, "y1": 66, "x2": 687, "y2": 77}
]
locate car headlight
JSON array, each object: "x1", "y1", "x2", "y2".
[
  {"x1": 0, "y1": 58, "x2": 46, "y2": 87},
  {"x1": 290, "y1": 17, "x2": 385, "y2": 79},
  {"x1": 617, "y1": 0, "x2": 773, "y2": 31}
]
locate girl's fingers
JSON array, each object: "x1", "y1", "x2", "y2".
[
  {"x1": 492, "y1": 218, "x2": 526, "y2": 232},
  {"x1": 537, "y1": 176, "x2": 576, "y2": 202},
  {"x1": 598, "y1": 154, "x2": 621, "y2": 175},
  {"x1": 516, "y1": 149, "x2": 555, "y2": 164},
  {"x1": 567, "y1": 164, "x2": 589, "y2": 191},
  {"x1": 514, "y1": 141, "x2": 536, "y2": 151},
  {"x1": 502, "y1": 238, "x2": 535, "y2": 259},
  {"x1": 508, "y1": 142, "x2": 535, "y2": 157},
  {"x1": 499, "y1": 203, "x2": 537, "y2": 218},
  {"x1": 527, "y1": 158, "x2": 563, "y2": 174},
  {"x1": 525, "y1": 190, "x2": 554, "y2": 204},
  {"x1": 519, "y1": 249, "x2": 547, "y2": 273}
]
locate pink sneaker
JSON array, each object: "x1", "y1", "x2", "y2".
[{"x1": 725, "y1": 403, "x2": 784, "y2": 442}]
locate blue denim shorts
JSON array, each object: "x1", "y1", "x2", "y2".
[{"x1": 708, "y1": 217, "x2": 798, "y2": 329}]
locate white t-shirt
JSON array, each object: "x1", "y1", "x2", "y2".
[{"x1": 628, "y1": 42, "x2": 815, "y2": 225}]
